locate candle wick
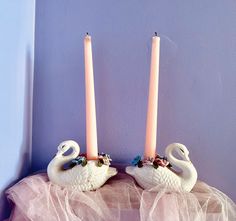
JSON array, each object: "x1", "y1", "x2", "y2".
[
  {"x1": 86, "y1": 32, "x2": 89, "y2": 35},
  {"x1": 155, "y1": 32, "x2": 157, "y2": 36}
]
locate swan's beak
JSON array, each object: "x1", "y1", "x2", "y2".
[
  {"x1": 56, "y1": 150, "x2": 63, "y2": 157},
  {"x1": 184, "y1": 154, "x2": 191, "y2": 162}
]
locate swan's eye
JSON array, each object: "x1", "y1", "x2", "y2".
[
  {"x1": 180, "y1": 148, "x2": 184, "y2": 153},
  {"x1": 61, "y1": 145, "x2": 66, "y2": 149}
]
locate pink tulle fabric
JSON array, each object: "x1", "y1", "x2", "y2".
[{"x1": 5, "y1": 173, "x2": 236, "y2": 221}]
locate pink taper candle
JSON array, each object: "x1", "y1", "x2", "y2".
[
  {"x1": 84, "y1": 34, "x2": 98, "y2": 160},
  {"x1": 144, "y1": 34, "x2": 160, "y2": 159}
]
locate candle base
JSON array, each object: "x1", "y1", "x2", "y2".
[
  {"x1": 47, "y1": 140, "x2": 117, "y2": 191},
  {"x1": 125, "y1": 143, "x2": 198, "y2": 192}
]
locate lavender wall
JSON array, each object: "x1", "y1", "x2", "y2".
[
  {"x1": 0, "y1": 1, "x2": 35, "y2": 219},
  {"x1": 33, "y1": 0, "x2": 236, "y2": 201}
]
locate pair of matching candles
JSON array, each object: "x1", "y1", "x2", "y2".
[{"x1": 84, "y1": 34, "x2": 160, "y2": 160}]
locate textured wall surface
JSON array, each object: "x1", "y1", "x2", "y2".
[
  {"x1": 33, "y1": 0, "x2": 236, "y2": 201},
  {"x1": 0, "y1": 0, "x2": 35, "y2": 219}
]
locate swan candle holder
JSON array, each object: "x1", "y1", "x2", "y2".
[
  {"x1": 126, "y1": 143, "x2": 198, "y2": 192},
  {"x1": 47, "y1": 140, "x2": 117, "y2": 191}
]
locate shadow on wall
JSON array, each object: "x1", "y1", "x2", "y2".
[{"x1": 0, "y1": 49, "x2": 33, "y2": 220}]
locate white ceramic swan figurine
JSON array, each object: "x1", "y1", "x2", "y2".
[
  {"x1": 126, "y1": 143, "x2": 197, "y2": 192},
  {"x1": 47, "y1": 140, "x2": 117, "y2": 191}
]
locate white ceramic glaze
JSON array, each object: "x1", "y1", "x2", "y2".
[
  {"x1": 47, "y1": 140, "x2": 117, "y2": 191},
  {"x1": 126, "y1": 143, "x2": 197, "y2": 192}
]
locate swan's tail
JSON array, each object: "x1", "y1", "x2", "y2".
[
  {"x1": 125, "y1": 166, "x2": 135, "y2": 176},
  {"x1": 108, "y1": 167, "x2": 118, "y2": 178}
]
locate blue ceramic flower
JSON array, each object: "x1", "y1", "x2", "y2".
[
  {"x1": 131, "y1": 155, "x2": 141, "y2": 166},
  {"x1": 72, "y1": 156, "x2": 86, "y2": 165}
]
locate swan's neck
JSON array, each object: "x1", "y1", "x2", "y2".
[
  {"x1": 49, "y1": 156, "x2": 71, "y2": 171},
  {"x1": 48, "y1": 146, "x2": 79, "y2": 172},
  {"x1": 166, "y1": 146, "x2": 197, "y2": 181}
]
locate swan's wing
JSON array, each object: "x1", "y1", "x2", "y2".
[
  {"x1": 60, "y1": 164, "x2": 90, "y2": 186},
  {"x1": 132, "y1": 165, "x2": 158, "y2": 189},
  {"x1": 74, "y1": 165, "x2": 91, "y2": 184},
  {"x1": 89, "y1": 163, "x2": 114, "y2": 186},
  {"x1": 134, "y1": 166, "x2": 181, "y2": 190},
  {"x1": 152, "y1": 167, "x2": 181, "y2": 189},
  {"x1": 69, "y1": 162, "x2": 109, "y2": 184}
]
